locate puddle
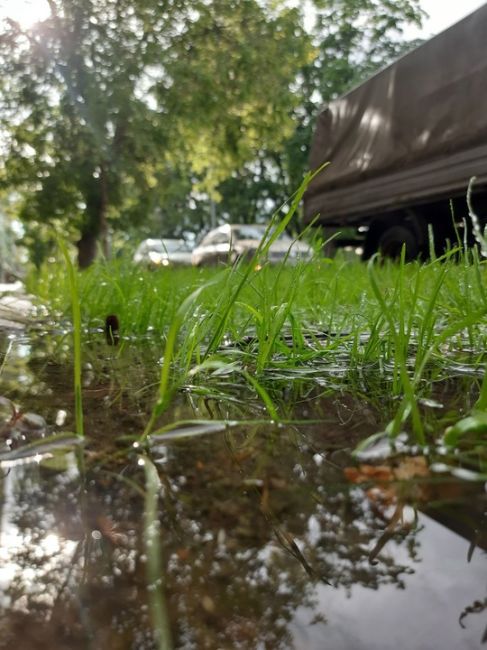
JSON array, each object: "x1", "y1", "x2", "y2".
[{"x1": 0, "y1": 331, "x2": 485, "y2": 649}]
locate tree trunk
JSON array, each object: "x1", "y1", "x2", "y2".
[
  {"x1": 77, "y1": 231, "x2": 98, "y2": 269},
  {"x1": 99, "y1": 163, "x2": 109, "y2": 257},
  {"x1": 77, "y1": 164, "x2": 109, "y2": 268}
]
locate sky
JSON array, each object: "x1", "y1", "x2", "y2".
[
  {"x1": 0, "y1": 0, "x2": 486, "y2": 35},
  {"x1": 406, "y1": 0, "x2": 486, "y2": 38}
]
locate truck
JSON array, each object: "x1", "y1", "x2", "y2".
[{"x1": 303, "y1": 3, "x2": 487, "y2": 259}]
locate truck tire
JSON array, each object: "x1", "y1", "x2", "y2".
[{"x1": 378, "y1": 224, "x2": 419, "y2": 260}]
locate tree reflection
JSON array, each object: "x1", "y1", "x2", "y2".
[
  {"x1": 0, "y1": 418, "x2": 428, "y2": 649},
  {"x1": 0, "y1": 334, "x2": 483, "y2": 648}
]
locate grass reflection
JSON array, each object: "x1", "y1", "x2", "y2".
[{"x1": 143, "y1": 456, "x2": 173, "y2": 650}]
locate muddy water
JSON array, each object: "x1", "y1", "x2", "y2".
[{"x1": 0, "y1": 332, "x2": 485, "y2": 649}]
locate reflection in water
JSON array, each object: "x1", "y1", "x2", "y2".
[
  {"x1": 0, "y1": 331, "x2": 484, "y2": 648},
  {"x1": 143, "y1": 457, "x2": 173, "y2": 650},
  {"x1": 291, "y1": 513, "x2": 487, "y2": 650},
  {"x1": 0, "y1": 426, "x2": 484, "y2": 649}
]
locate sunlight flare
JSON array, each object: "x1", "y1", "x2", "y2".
[{"x1": 0, "y1": 0, "x2": 50, "y2": 29}]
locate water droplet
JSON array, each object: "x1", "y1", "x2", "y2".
[{"x1": 55, "y1": 409, "x2": 67, "y2": 426}]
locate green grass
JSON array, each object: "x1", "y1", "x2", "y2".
[
  {"x1": 25, "y1": 227, "x2": 487, "y2": 466},
  {"x1": 58, "y1": 236, "x2": 84, "y2": 438}
]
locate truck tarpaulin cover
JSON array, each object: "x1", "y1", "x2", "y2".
[{"x1": 304, "y1": 3, "x2": 487, "y2": 226}]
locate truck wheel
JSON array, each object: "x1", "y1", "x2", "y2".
[{"x1": 378, "y1": 224, "x2": 419, "y2": 260}]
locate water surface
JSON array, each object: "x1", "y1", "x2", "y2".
[{"x1": 0, "y1": 331, "x2": 485, "y2": 649}]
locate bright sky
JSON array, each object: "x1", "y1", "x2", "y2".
[
  {"x1": 406, "y1": 0, "x2": 486, "y2": 38},
  {"x1": 0, "y1": 0, "x2": 50, "y2": 28},
  {"x1": 0, "y1": 0, "x2": 485, "y2": 35}
]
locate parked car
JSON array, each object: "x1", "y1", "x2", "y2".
[
  {"x1": 191, "y1": 224, "x2": 313, "y2": 267},
  {"x1": 133, "y1": 238, "x2": 193, "y2": 268}
]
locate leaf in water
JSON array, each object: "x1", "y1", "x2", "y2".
[
  {"x1": 201, "y1": 595, "x2": 216, "y2": 614},
  {"x1": 458, "y1": 598, "x2": 487, "y2": 630},
  {"x1": 450, "y1": 466, "x2": 487, "y2": 481},
  {"x1": 345, "y1": 457, "x2": 429, "y2": 530},
  {"x1": 346, "y1": 460, "x2": 428, "y2": 564},
  {"x1": 176, "y1": 547, "x2": 191, "y2": 562},
  {"x1": 0, "y1": 432, "x2": 82, "y2": 466},
  {"x1": 345, "y1": 457, "x2": 429, "y2": 484},
  {"x1": 150, "y1": 420, "x2": 236, "y2": 443},
  {"x1": 273, "y1": 525, "x2": 323, "y2": 582},
  {"x1": 39, "y1": 451, "x2": 73, "y2": 472},
  {"x1": 344, "y1": 464, "x2": 394, "y2": 483},
  {"x1": 393, "y1": 456, "x2": 429, "y2": 480},
  {"x1": 368, "y1": 503, "x2": 405, "y2": 565},
  {"x1": 95, "y1": 515, "x2": 127, "y2": 547},
  {"x1": 444, "y1": 412, "x2": 487, "y2": 447}
]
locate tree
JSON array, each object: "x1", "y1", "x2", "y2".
[
  {"x1": 283, "y1": 0, "x2": 426, "y2": 193},
  {"x1": 160, "y1": 0, "x2": 311, "y2": 194},
  {"x1": 212, "y1": 0, "x2": 425, "y2": 227},
  {"x1": 1, "y1": 0, "x2": 174, "y2": 266},
  {"x1": 0, "y1": 0, "x2": 312, "y2": 267}
]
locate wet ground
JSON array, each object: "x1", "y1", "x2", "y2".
[{"x1": 0, "y1": 328, "x2": 485, "y2": 649}]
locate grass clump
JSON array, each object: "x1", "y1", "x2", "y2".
[{"x1": 26, "y1": 204, "x2": 487, "y2": 459}]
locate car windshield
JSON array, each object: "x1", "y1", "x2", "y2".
[
  {"x1": 232, "y1": 226, "x2": 291, "y2": 242},
  {"x1": 145, "y1": 239, "x2": 189, "y2": 253},
  {"x1": 162, "y1": 239, "x2": 190, "y2": 252}
]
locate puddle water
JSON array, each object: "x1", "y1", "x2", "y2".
[{"x1": 0, "y1": 332, "x2": 485, "y2": 649}]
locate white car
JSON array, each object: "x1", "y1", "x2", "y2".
[
  {"x1": 133, "y1": 238, "x2": 193, "y2": 268},
  {"x1": 191, "y1": 224, "x2": 313, "y2": 267}
]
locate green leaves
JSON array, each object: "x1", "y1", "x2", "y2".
[
  {"x1": 1, "y1": 0, "x2": 425, "y2": 266},
  {"x1": 162, "y1": 0, "x2": 312, "y2": 194},
  {"x1": 0, "y1": 2, "x2": 184, "y2": 262},
  {"x1": 443, "y1": 413, "x2": 487, "y2": 448},
  {"x1": 443, "y1": 366, "x2": 487, "y2": 449}
]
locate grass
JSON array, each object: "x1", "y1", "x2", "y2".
[
  {"x1": 23, "y1": 207, "x2": 487, "y2": 473},
  {"x1": 3, "y1": 216, "x2": 486, "y2": 649},
  {"x1": 58, "y1": 236, "x2": 84, "y2": 438},
  {"x1": 2, "y1": 188, "x2": 486, "y2": 650}
]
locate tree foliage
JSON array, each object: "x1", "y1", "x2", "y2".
[
  {"x1": 0, "y1": 0, "x2": 424, "y2": 266},
  {"x1": 263, "y1": 0, "x2": 425, "y2": 212},
  {"x1": 161, "y1": 0, "x2": 311, "y2": 196},
  {"x1": 208, "y1": 0, "x2": 425, "y2": 229},
  {"x1": 0, "y1": 0, "x2": 311, "y2": 266},
  {"x1": 1, "y1": 0, "x2": 176, "y2": 265}
]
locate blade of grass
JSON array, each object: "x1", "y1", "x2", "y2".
[
  {"x1": 242, "y1": 370, "x2": 279, "y2": 421},
  {"x1": 143, "y1": 457, "x2": 173, "y2": 650},
  {"x1": 203, "y1": 166, "x2": 327, "y2": 359},
  {"x1": 142, "y1": 276, "x2": 221, "y2": 439},
  {"x1": 58, "y1": 237, "x2": 84, "y2": 438},
  {"x1": 368, "y1": 254, "x2": 424, "y2": 442}
]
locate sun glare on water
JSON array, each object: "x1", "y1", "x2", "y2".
[{"x1": 0, "y1": 0, "x2": 50, "y2": 28}]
